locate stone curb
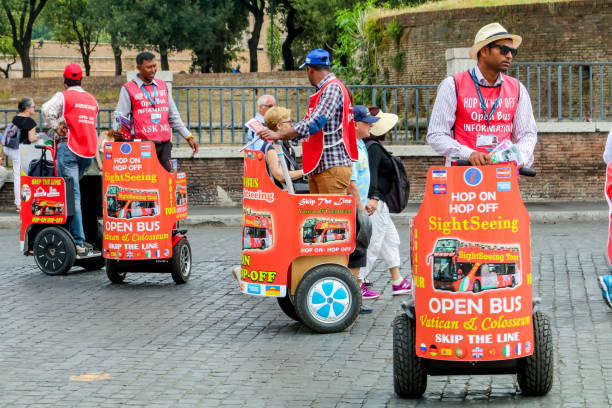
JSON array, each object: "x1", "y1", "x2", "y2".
[{"x1": 0, "y1": 210, "x2": 605, "y2": 230}]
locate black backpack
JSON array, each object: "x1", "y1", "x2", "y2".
[
  {"x1": 365, "y1": 140, "x2": 410, "y2": 213},
  {"x1": 2, "y1": 122, "x2": 20, "y2": 149}
]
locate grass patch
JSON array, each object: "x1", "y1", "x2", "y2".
[{"x1": 370, "y1": 0, "x2": 571, "y2": 19}]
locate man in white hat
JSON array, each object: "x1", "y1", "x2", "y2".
[{"x1": 427, "y1": 22, "x2": 537, "y2": 167}]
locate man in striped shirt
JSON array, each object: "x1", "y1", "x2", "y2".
[
  {"x1": 258, "y1": 49, "x2": 358, "y2": 194},
  {"x1": 427, "y1": 23, "x2": 537, "y2": 167}
]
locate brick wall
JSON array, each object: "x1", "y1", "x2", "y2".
[
  {"x1": 378, "y1": 0, "x2": 612, "y2": 85},
  {"x1": 1, "y1": 131, "x2": 596, "y2": 210},
  {"x1": 0, "y1": 71, "x2": 308, "y2": 109}
]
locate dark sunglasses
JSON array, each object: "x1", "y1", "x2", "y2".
[{"x1": 488, "y1": 44, "x2": 518, "y2": 58}]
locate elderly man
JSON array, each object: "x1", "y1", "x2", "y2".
[
  {"x1": 259, "y1": 48, "x2": 358, "y2": 194},
  {"x1": 246, "y1": 94, "x2": 276, "y2": 151},
  {"x1": 116, "y1": 51, "x2": 198, "y2": 171},
  {"x1": 427, "y1": 22, "x2": 537, "y2": 167}
]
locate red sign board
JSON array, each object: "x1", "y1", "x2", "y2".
[
  {"x1": 239, "y1": 149, "x2": 355, "y2": 298},
  {"x1": 102, "y1": 141, "x2": 188, "y2": 260},
  {"x1": 412, "y1": 165, "x2": 533, "y2": 361}
]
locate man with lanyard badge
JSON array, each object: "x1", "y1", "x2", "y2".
[
  {"x1": 427, "y1": 23, "x2": 537, "y2": 167},
  {"x1": 258, "y1": 48, "x2": 358, "y2": 194},
  {"x1": 116, "y1": 51, "x2": 198, "y2": 171}
]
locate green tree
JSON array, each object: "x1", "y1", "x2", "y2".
[
  {"x1": 0, "y1": 0, "x2": 48, "y2": 78},
  {"x1": 238, "y1": 0, "x2": 265, "y2": 72},
  {"x1": 115, "y1": 0, "x2": 198, "y2": 71},
  {"x1": 0, "y1": 35, "x2": 17, "y2": 78},
  {"x1": 189, "y1": 0, "x2": 249, "y2": 73},
  {"x1": 278, "y1": 0, "x2": 358, "y2": 71},
  {"x1": 45, "y1": 0, "x2": 105, "y2": 76}
]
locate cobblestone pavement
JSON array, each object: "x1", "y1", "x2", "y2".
[{"x1": 0, "y1": 223, "x2": 610, "y2": 407}]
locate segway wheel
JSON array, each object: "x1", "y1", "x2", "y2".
[
  {"x1": 277, "y1": 295, "x2": 300, "y2": 321},
  {"x1": 33, "y1": 227, "x2": 76, "y2": 276},
  {"x1": 294, "y1": 263, "x2": 361, "y2": 333},
  {"x1": 517, "y1": 311, "x2": 554, "y2": 396},
  {"x1": 106, "y1": 259, "x2": 126, "y2": 284},
  {"x1": 170, "y1": 238, "x2": 191, "y2": 284},
  {"x1": 393, "y1": 313, "x2": 427, "y2": 398}
]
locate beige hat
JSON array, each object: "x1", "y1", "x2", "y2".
[
  {"x1": 468, "y1": 22, "x2": 522, "y2": 60},
  {"x1": 370, "y1": 111, "x2": 399, "y2": 137}
]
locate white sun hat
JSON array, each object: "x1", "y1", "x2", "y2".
[
  {"x1": 468, "y1": 22, "x2": 522, "y2": 60},
  {"x1": 370, "y1": 111, "x2": 399, "y2": 137}
]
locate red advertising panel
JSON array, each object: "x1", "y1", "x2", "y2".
[
  {"x1": 412, "y1": 165, "x2": 533, "y2": 361},
  {"x1": 102, "y1": 141, "x2": 187, "y2": 260},
  {"x1": 239, "y1": 149, "x2": 355, "y2": 298},
  {"x1": 19, "y1": 176, "x2": 68, "y2": 248}
]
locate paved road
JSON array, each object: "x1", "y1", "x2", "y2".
[{"x1": 0, "y1": 223, "x2": 609, "y2": 407}]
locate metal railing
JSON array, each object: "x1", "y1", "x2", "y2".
[
  {"x1": 1, "y1": 62, "x2": 611, "y2": 145},
  {"x1": 509, "y1": 62, "x2": 612, "y2": 121}
]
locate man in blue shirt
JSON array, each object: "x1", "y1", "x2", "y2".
[
  {"x1": 347, "y1": 105, "x2": 380, "y2": 306},
  {"x1": 246, "y1": 94, "x2": 276, "y2": 150}
]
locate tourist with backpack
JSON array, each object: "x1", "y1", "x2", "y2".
[
  {"x1": 358, "y1": 106, "x2": 412, "y2": 297},
  {"x1": 2, "y1": 98, "x2": 39, "y2": 212}
]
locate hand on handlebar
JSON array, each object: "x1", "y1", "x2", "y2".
[
  {"x1": 55, "y1": 123, "x2": 68, "y2": 137},
  {"x1": 468, "y1": 151, "x2": 491, "y2": 166}
]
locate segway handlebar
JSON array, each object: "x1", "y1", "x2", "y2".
[{"x1": 455, "y1": 160, "x2": 536, "y2": 177}]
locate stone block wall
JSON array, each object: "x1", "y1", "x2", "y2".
[{"x1": 378, "y1": 0, "x2": 612, "y2": 86}]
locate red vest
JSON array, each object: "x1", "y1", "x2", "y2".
[
  {"x1": 453, "y1": 70, "x2": 519, "y2": 159},
  {"x1": 62, "y1": 89, "x2": 98, "y2": 158},
  {"x1": 302, "y1": 78, "x2": 358, "y2": 174},
  {"x1": 124, "y1": 79, "x2": 172, "y2": 142},
  {"x1": 606, "y1": 161, "x2": 612, "y2": 264}
]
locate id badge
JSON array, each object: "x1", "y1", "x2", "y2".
[
  {"x1": 476, "y1": 134, "x2": 497, "y2": 147},
  {"x1": 151, "y1": 113, "x2": 162, "y2": 124}
]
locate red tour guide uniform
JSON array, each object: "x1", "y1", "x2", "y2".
[
  {"x1": 301, "y1": 78, "x2": 358, "y2": 175},
  {"x1": 62, "y1": 89, "x2": 98, "y2": 157},
  {"x1": 450, "y1": 69, "x2": 519, "y2": 164},
  {"x1": 123, "y1": 79, "x2": 172, "y2": 142}
]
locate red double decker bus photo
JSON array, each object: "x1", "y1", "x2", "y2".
[
  {"x1": 242, "y1": 210, "x2": 273, "y2": 250},
  {"x1": 106, "y1": 185, "x2": 160, "y2": 219},
  {"x1": 430, "y1": 238, "x2": 520, "y2": 293},
  {"x1": 302, "y1": 219, "x2": 349, "y2": 244}
]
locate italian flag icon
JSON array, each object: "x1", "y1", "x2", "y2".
[{"x1": 502, "y1": 344, "x2": 511, "y2": 357}]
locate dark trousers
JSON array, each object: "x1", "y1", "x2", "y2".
[{"x1": 155, "y1": 141, "x2": 173, "y2": 172}]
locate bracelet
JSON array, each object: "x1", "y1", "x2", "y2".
[{"x1": 186, "y1": 135, "x2": 194, "y2": 140}]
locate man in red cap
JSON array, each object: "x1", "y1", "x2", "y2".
[{"x1": 42, "y1": 63, "x2": 99, "y2": 256}]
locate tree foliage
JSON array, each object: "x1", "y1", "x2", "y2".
[
  {"x1": 189, "y1": 0, "x2": 249, "y2": 73},
  {"x1": 0, "y1": 0, "x2": 48, "y2": 77},
  {"x1": 45, "y1": 0, "x2": 105, "y2": 76}
]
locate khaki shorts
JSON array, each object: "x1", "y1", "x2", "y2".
[{"x1": 308, "y1": 166, "x2": 352, "y2": 195}]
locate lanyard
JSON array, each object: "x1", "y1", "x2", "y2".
[
  {"x1": 140, "y1": 83, "x2": 157, "y2": 108},
  {"x1": 470, "y1": 69, "x2": 501, "y2": 128}
]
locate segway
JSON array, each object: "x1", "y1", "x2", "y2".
[
  {"x1": 102, "y1": 141, "x2": 191, "y2": 284},
  {"x1": 231, "y1": 145, "x2": 362, "y2": 333},
  {"x1": 20, "y1": 142, "x2": 104, "y2": 275},
  {"x1": 393, "y1": 162, "x2": 553, "y2": 397}
]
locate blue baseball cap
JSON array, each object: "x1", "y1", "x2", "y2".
[
  {"x1": 299, "y1": 48, "x2": 331, "y2": 69},
  {"x1": 353, "y1": 105, "x2": 380, "y2": 123}
]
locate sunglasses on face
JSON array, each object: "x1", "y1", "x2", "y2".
[{"x1": 488, "y1": 44, "x2": 518, "y2": 58}]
